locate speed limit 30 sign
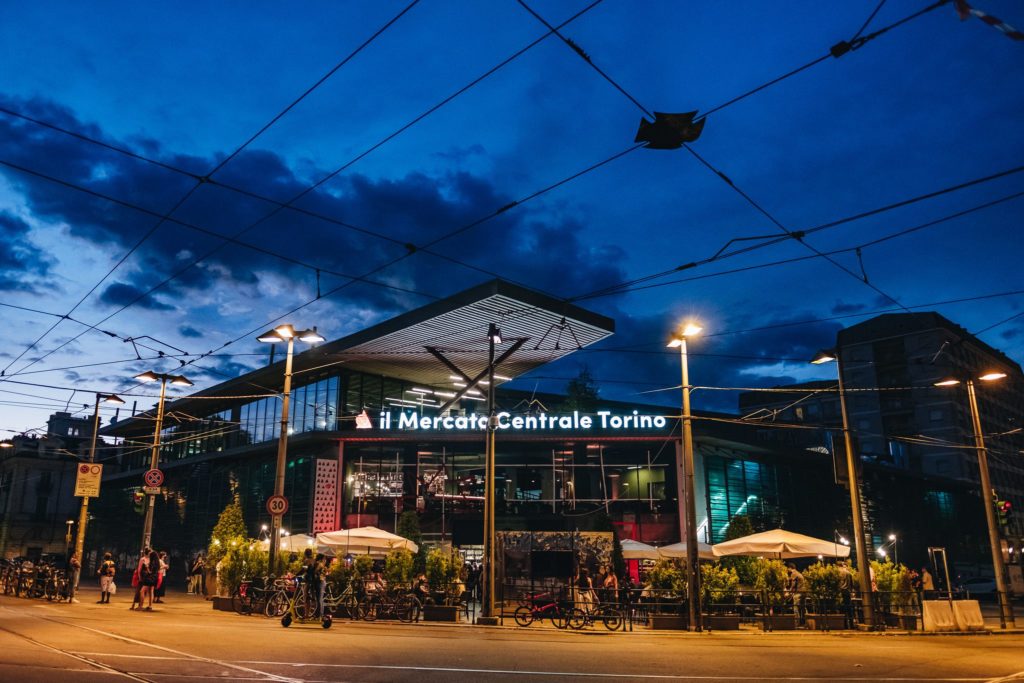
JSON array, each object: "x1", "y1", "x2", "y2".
[{"x1": 266, "y1": 495, "x2": 289, "y2": 516}]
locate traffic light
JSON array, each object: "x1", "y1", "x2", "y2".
[
  {"x1": 996, "y1": 500, "x2": 1012, "y2": 528},
  {"x1": 132, "y1": 489, "x2": 145, "y2": 514}
]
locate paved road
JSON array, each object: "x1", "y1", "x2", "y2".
[{"x1": 1, "y1": 590, "x2": 1022, "y2": 683}]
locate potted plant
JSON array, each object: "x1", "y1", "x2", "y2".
[
  {"x1": 645, "y1": 558, "x2": 688, "y2": 630},
  {"x1": 873, "y1": 560, "x2": 917, "y2": 630},
  {"x1": 803, "y1": 562, "x2": 847, "y2": 630},
  {"x1": 754, "y1": 559, "x2": 795, "y2": 630},
  {"x1": 424, "y1": 548, "x2": 461, "y2": 621},
  {"x1": 701, "y1": 562, "x2": 740, "y2": 630}
]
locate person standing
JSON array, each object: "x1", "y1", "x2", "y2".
[
  {"x1": 920, "y1": 567, "x2": 935, "y2": 599},
  {"x1": 189, "y1": 554, "x2": 205, "y2": 595},
  {"x1": 130, "y1": 548, "x2": 150, "y2": 611},
  {"x1": 154, "y1": 551, "x2": 168, "y2": 603},
  {"x1": 140, "y1": 549, "x2": 160, "y2": 610},
  {"x1": 67, "y1": 551, "x2": 82, "y2": 603},
  {"x1": 96, "y1": 552, "x2": 116, "y2": 604}
]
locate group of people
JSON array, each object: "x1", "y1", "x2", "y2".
[
  {"x1": 572, "y1": 565, "x2": 620, "y2": 611},
  {"x1": 129, "y1": 547, "x2": 169, "y2": 611}
]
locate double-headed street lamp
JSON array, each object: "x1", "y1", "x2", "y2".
[
  {"x1": 69, "y1": 392, "x2": 125, "y2": 601},
  {"x1": 811, "y1": 348, "x2": 876, "y2": 628},
  {"x1": 668, "y1": 321, "x2": 703, "y2": 632},
  {"x1": 256, "y1": 324, "x2": 323, "y2": 573},
  {"x1": 135, "y1": 371, "x2": 193, "y2": 552},
  {"x1": 934, "y1": 370, "x2": 1016, "y2": 628}
]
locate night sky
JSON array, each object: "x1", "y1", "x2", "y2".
[{"x1": 1, "y1": 0, "x2": 1022, "y2": 434}]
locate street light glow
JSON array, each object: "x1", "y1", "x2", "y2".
[
  {"x1": 979, "y1": 371, "x2": 1007, "y2": 382},
  {"x1": 134, "y1": 370, "x2": 159, "y2": 383},
  {"x1": 934, "y1": 377, "x2": 961, "y2": 387},
  {"x1": 810, "y1": 349, "x2": 838, "y2": 365}
]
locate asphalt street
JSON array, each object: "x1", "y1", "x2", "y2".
[{"x1": 1, "y1": 589, "x2": 1022, "y2": 683}]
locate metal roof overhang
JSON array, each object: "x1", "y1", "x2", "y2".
[{"x1": 103, "y1": 280, "x2": 614, "y2": 438}]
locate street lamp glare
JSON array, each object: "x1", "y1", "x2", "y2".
[
  {"x1": 877, "y1": 548, "x2": 887, "y2": 557},
  {"x1": 934, "y1": 377, "x2": 961, "y2": 387},
  {"x1": 101, "y1": 393, "x2": 126, "y2": 405},
  {"x1": 134, "y1": 370, "x2": 159, "y2": 383},
  {"x1": 298, "y1": 327, "x2": 325, "y2": 343},
  {"x1": 682, "y1": 322, "x2": 703, "y2": 337},
  {"x1": 274, "y1": 324, "x2": 296, "y2": 339},
  {"x1": 261, "y1": 524, "x2": 268, "y2": 531},
  {"x1": 0, "y1": 441, "x2": 13, "y2": 448},
  {"x1": 170, "y1": 375, "x2": 193, "y2": 387},
  {"x1": 810, "y1": 349, "x2": 837, "y2": 365},
  {"x1": 888, "y1": 533, "x2": 896, "y2": 541},
  {"x1": 487, "y1": 323, "x2": 502, "y2": 345},
  {"x1": 979, "y1": 371, "x2": 1007, "y2": 382},
  {"x1": 257, "y1": 329, "x2": 285, "y2": 343}
]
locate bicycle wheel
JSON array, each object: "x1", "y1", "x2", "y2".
[
  {"x1": 395, "y1": 595, "x2": 420, "y2": 623},
  {"x1": 231, "y1": 587, "x2": 250, "y2": 615},
  {"x1": 360, "y1": 596, "x2": 379, "y2": 622},
  {"x1": 265, "y1": 591, "x2": 289, "y2": 618},
  {"x1": 339, "y1": 594, "x2": 359, "y2": 619},
  {"x1": 600, "y1": 607, "x2": 623, "y2": 631},
  {"x1": 513, "y1": 605, "x2": 535, "y2": 627},
  {"x1": 567, "y1": 607, "x2": 588, "y2": 630},
  {"x1": 550, "y1": 608, "x2": 569, "y2": 629},
  {"x1": 295, "y1": 587, "x2": 317, "y2": 620},
  {"x1": 44, "y1": 579, "x2": 57, "y2": 601}
]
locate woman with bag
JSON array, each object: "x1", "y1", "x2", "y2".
[
  {"x1": 96, "y1": 552, "x2": 116, "y2": 604},
  {"x1": 129, "y1": 548, "x2": 149, "y2": 611},
  {"x1": 139, "y1": 550, "x2": 160, "y2": 610}
]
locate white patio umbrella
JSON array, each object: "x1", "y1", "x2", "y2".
[
  {"x1": 711, "y1": 529, "x2": 851, "y2": 559},
  {"x1": 620, "y1": 539, "x2": 660, "y2": 560},
  {"x1": 258, "y1": 533, "x2": 333, "y2": 556},
  {"x1": 658, "y1": 540, "x2": 716, "y2": 561},
  {"x1": 315, "y1": 526, "x2": 419, "y2": 557}
]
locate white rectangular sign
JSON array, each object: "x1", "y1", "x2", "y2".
[{"x1": 74, "y1": 463, "x2": 103, "y2": 498}]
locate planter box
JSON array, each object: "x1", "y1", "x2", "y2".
[
  {"x1": 424, "y1": 605, "x2": 460, "y2": 622},
  {"x1": 211, "y1": 596, "x2": 234, "y2": 612},
  {"x1": 650, "y1": 615, "x2": 689, "y2": 630},
  {"x1": 703, "y1": 614, "x2": 740, "y2": 631},
  {"x1": 806, "y1": 614, "x2": 847, "y2": 631},
  {"x1": 883, "y1": 613, "x2": 918, "y2": 630},
  {"x1": 758, "y1": 614, "x2": 798, "y2": 631}
]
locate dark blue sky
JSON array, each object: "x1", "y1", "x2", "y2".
[{"x1": 1, "y1": 1, "x2": 1022, "y2": 433}]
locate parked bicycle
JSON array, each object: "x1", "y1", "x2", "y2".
[
  {"x1": 358, "y1": 589, "x2": 420, "y2": 623},
  {"x1": 513, "y1": 591, "x2": 570, "y2": 629}
]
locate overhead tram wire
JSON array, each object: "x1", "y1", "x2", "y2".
[
  {"x1": 0, "y1": 1, "x2": 421, "y2": 382},
  {"x1": 0, "y1": 1, "x2": 607, "y2": 384},
  {"x1": 572, "y1": 188, "x2": 1024, "y2": 301}
]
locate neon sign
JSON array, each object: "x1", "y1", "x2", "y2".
[{"x1": 370, "y1": 409, "x2": 668, "y2": 432}]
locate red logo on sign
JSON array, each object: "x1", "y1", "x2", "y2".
[{"x1": 80, "y1": 464, "x2": 90, "y2": 473}]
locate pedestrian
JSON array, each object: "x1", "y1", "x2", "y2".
[
  {"x1": 920, "y1": 567, "x2": 935, "y2": 599},
  {"x1": 140, "y1": 549, "x2": 160, "y2": 610},
  {"x1": 67, "y1": 551, "x2": 82, "y2": 603},
  {"x1": 154, "y1": 551, "x2": 168, "y2": 603},
  {"x1": 837, "y1": 560, "x2": 854, "y2": 628},
  {"x1": 786, "y1": 563, "x2": 806, "y2": 622},
  {"x1": 189, "y1": 554, "x2": 205, "y2": 595},
  {"x1": 314, "y1": 553, "x2": 327, "y2": 615},
  {"x1": 96, "y1": 552, "x2": 116, "y2": 604},
  {"x1": 600, "y1": 565, "x2": 619, "y2": 604},
  {"x1": 130, "y1": 548, "x2": 150, "y2": 611}
]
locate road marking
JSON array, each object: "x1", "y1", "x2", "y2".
[
  {"x1": 987, "y1": 672, "x2": 1024, "y2": 683},
  {"x1": 237, "y1": 660, "x2": 995, "y2": 681},
  {"x1": 0, "y1": 622, "x2": 148, "y2": 681},
  {"x1": 0, "y1": 605, "x2": 303, "y2": 683}
]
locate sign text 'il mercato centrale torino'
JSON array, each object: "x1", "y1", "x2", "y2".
[{"x1": 362, "y1": 410, "x2": 669, "y2": 432}]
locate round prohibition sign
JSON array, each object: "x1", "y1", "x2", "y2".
[
  {"x1": 143, "y1": 468, "x2": 164, "y2": 487},
  {"x1": 266, "y1": 495, "x2": 289, "y2": 517}
]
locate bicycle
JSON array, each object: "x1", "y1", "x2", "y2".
[
  {"x1": 566, "y1": 602, "x2": 624, "y2": 631},
  {"x1": 280, "y1": 577, "x2": 332, "y2": 629},
  {"x1": 513, "y1": 591, "x2": 570, "y2": 629},
  {"x1": 323, "y1": 579, "x2": 360, "y2": 619},
  {"x1": 232, "y1": 576, "x2": 278, "y2": 616},
  {"x1": 358, "y1": 589, "x2": 420, "y2": 623}
]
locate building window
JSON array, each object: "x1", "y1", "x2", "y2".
[{"x1": 929, "y1": 409, "x2": 943, "y2": 422}]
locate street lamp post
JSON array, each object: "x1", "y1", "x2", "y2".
[
  {"x1": 256, "y1": 324, "x2": 323, "y2": 574},
  {"x1": 935, "y1": 371, "x2": 1016, "y2": 628},
  {"x1": 134, "y1": 371, "x2": 193, "y2": 553},
  {"x1": 668, "y1": 322, "x2": 702, "y2": 632},
  {"x1": 69, "y1": 392, "x2": 124, "y2": 602},
  {"x1": 811, "y1": 348, "x2": 876, "y2": 628}
]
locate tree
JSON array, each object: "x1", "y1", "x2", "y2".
[
  {"x1": 397, "y1": 510, "x2": 427, "y2": 573},
  {"x1": 720, "y1": 514, "x2": 757, "y2": 585},
  {"x1": 208, "y1": 500, "x2": 247, "y2": 564},
  {"x1": 564, "y1": 366, "x2": 599, "y2": 413}
]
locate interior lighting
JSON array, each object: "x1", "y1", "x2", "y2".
[
  {"x1": 934, "y1": 378, "x2": 961, "y2": 387},
  {"x1": 979, "y1": 372, "x2": 1007, "y2": 382},
  {"x1": 488, "y1": 323, "x2": 502, "y2": 345}
]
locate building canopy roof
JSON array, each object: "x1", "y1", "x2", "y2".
[{"x1": 103, "y1": 280, "x2": 614, "y2": 437}]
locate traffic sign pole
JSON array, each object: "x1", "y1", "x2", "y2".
[
  {"x1": 71, "y1": 394, "x2": 103, "y2": 602},
  {"x1": 140, "y1": 378, "x2": 168, "y2": 554}
]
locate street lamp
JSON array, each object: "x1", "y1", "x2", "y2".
[
  {"x1": 70, "y1": 392, "x2": 124, "y2": 602},
  {"x1": 135, "y1": 371, "x2": 193, "y2": 553},
  {"x1": 668, "y1": 320, "x2": 702, "y2": 632},
  {"x1": 256, "y1": 324, "x2": 323, "y2": 573},
  {"x1": 934, "y1": 370, "x2": 1016, "y2": 628},
  {"x1": 810, "y1": 348, "x2": 876, "y2": 628}
]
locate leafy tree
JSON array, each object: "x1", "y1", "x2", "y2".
[
  {"x1": 397, "y1": 511, "x2": 427, "y2": 573},
  {"x1": 425, "y1": 547, "x2": 459, "y2": 591},
  {"x1": 719, "y1": 515, "x2": 758, "y2": 585},
  {"x1": 646, "y1": 558, "x2": 687, "y2": 597},
  {"x1": 700, "y1": 563, "x2": 739, "y2": 605},
  {"x1": 354, "y1": 554, "x2": 374, "y2": 577},
  {"x1": 803, "y1": 562, "x2": 843, "y2": 611},
  {"x1": 208, "y1": 500, "x2": 246, "y2": 564},
  {"x1": 217, "y1": 539, "x2": 265, "y2": 595},
  {"x1": 564, "y1": 366, "x2": 599, "y2": 413},
  {"x1": 384, "y1": 548, "x2": 415, "y2": 586},
  {"x1": 753, "y1": 558, "x2": 788, "y2": 607}
]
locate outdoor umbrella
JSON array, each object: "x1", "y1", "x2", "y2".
[
  {"x1": 711, "y1": 529, "x2": 851, "y2": 559},
  {"x1": 258, "y1": 534, "x2": 333, "y2": 556},
  {"x1": 620, "y1": 539, "x2": 660, "y2": 560},
  {"x1": 657, "y1": 540, "x2": 716, "y2": 561},
  {"x1": 315, "y1": 525, "x2": 419, "y2": 557}
]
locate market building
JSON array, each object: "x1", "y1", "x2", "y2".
[{"x1": 93, "y1": 280, "x2": 993, "y2": 580}]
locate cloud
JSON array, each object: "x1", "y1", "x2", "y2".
[
  {"x1": 99, "y1": 282, "x2": 175, "y2": 311},
  {"x1": 831, "y1": 301, "x2": 866, "y2": 315},
  {"x1": 0, "y1": 211, "x2": 52, "y2": 292},
  {"x1": 178, "y1": 325, "x2": 203, "y2": 338}
]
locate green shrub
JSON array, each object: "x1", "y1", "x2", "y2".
[
  {"x1": 384, "y1": 548, "x2": 415, "y2": 587},
  {"x1": 720, "y1": 515, "x2": 758, "y2": 585},
  {"x1": 217, "y1": 539, "x2": 266, "y2": 595},
  {"x1": 646, "y1": 558, "x2": 687, "y2": 598},
  {"x1": 425, "y1": 548, "x2": 459, "y2": 591},
  {"x1": 872, "y1": 559, "x2": 912, "y2": 612},
  {"x1": 354, "y1": 554, "x2": 374, "y2": 577},
  {"x1": 753, "y1": 558, "x2": 788, "y2": 606},
  {"x1": 803, "y1": 562, "x2": 843, "y2": 610},
  {"x1": 208, "y1": 500, "x2": 246, "y2": 564},
  {"x1": 700, "y1": 563, "x2": 739, "y2": 605}
]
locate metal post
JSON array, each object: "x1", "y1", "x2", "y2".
[
  {"x1": 71, "y1": 394, "x2": 103, "y2": 600},
  {"x1": 482, "y1": 335, "x2": 497, "y2": 620},
  {"x1": 835, "y1": 353, "x2": 875, "y2": 628},
  {"x1": 965, "y1": 379, "x2": 1015, "y2": 628},
  {"x1": 678, "y1": 337, "x2": 701, "y2": 632},
  {"x1": 268, "y1": 336, "x2": 295, "y2": 575},
  {"x1": 140, "y1": 378, "x2": 168, "y2": 552}
]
